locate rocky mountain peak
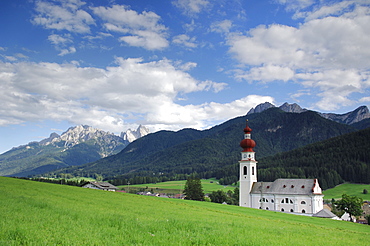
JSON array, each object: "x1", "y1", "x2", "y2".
[
  {"x1": 247, "y1": 102, "x2": 275, "y2": 115},
  {"x1": 279, "y1": 102, "x2": 307, "y2": 113},
  {"x1": 54, "y1": 125, "x2": 103, "y2": 147},
  {"x1": 121, "y1": 125, "x2": 150, "y2": 143},
  {"x1": 39, "y1": 132, "x2": 60, "y2": 146}
]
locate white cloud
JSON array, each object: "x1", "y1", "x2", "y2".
[
  {"x1": 236, "y1": 65, "x2": 295, "y2": 82},
  {"x1": 48, "y1": 34, "x2": 73, "y2": 45},
  {"x1": 277, "y1": 0, "x2": 315, "y2": 12},
  {"x1": 32, "y1": 0, "x2": 94, "y2": 33},
  {"x1": 210, "y1": 20, "x2": 233, "y2": 33},
  {"x1": 0, "y1": 58, "x2": 238, "y2": 132},
  {"x1": 360, "y1": 96, "x2": 370, "y2": 102},
  {"x1": 172, "y1": 34, "x2": 197, "y2": 48},
  {"x1": 146, "y1": 95, "x2": 274, "y2": 130},
  {"x1": 58, "y1": 46, "x2": 76, "y2": 56},
  {"x1": 92, "y1": 5, "x2": 169, "y2": 50},
  {"x1": 173, "y1": 0, "x2": 210, "y2": 16},
  {"x1": 227, "y1": 1, "x2": 370, "y2": 111}
]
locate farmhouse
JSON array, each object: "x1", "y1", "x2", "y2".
[
  {"x1": 82, "y1": 181, "x2": 118, "y2": 191},
  {"x1": 239, "y1": 121, "x2": 324, "y2": 214}
]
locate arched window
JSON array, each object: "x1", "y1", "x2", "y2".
[
  {"x1": 271, "y1": 199, "x2": 274, "y2": 203},
  {"x1": 281, "y1": 208, "x2": 285, "y2": 212},
  {"x1": 290, "y1": 209, "x2": 294, "y2": 212},
  {"x1": 243, "y1": 166, "x2": 247, "y2": 175},
  {"x1": 290, "y1": 199, "x2": 293, "y2": 204},
  {"x1": 301, "y1": 201, "x2": 306, "y2": 205},
  {"x1": 285, "y1": 198, "x2": 289, "y2": 203},
  {"x1": 252, "y1": 166, "x2": 255, "y2": 175},
  {"x1": 302, "y1": 209, "x2": 306, "y2": 213},
  {"x1": 266, "y1": 207, "x2": 269, "y2": 210}
]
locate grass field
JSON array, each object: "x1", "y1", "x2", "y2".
[
  {"x1": 119, "y1": 178, "x2": 237, "y2": 194},
  {"x1": 1, "y1": 176, "x2": 369, "y2": 245},
  {"x1": 323, "y1": 183, "x2": 370, "y2": 200}
]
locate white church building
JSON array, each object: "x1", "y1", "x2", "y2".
[{"x1": 239, "y1": 121, "x2": 324, "y2": 214}]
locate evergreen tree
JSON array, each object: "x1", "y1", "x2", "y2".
[{"x1": 183, "y1": 176, "x2": 204, "y2": 201}]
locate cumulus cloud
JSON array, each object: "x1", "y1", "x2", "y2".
[
  {"x1": 32, "y1": 0, "x2": 94, "y2": 33},
  {"x1": 227, "y1": 1, "x2": 370, "y2": 111},
  {"x1": 0, "y1": 58, "x2": 262, "y2": 132},
  {"x1": 92, "y1": 5, "x2": 169, "y2": 50}
]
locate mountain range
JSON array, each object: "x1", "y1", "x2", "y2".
[
  {"x1": 36, "y1": 103, "x2": 370, "y2": 189},
  {"x1": 1, "y1": 102, "x2": 370, "y2": 187},
  {"x1": 0, "y1": 125, "x2": 149, "y2": 177}
]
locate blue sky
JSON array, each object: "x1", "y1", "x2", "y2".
[{"x1": 1, "y1": 0, "x2": 370, "y2": 154}]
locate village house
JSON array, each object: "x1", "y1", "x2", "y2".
[
  {"x1": 82, "y1": 181, "x2": 118, "y2": 191},
  {"x1": 239, "y1": 121, "x2": 324, "y2": 215}
]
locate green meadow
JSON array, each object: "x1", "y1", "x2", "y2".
[
  {"x1": 1, "y1": 177, "x2": 369, "y2": 245},
  {"x1": 323, "y1": 183, "x2": 370, "y2": 200},
  {"x1": 120, "y1": 178, "x2": 236, "y2": 194}
]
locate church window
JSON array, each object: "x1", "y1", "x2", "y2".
[
  {"x1": 290, "y1": 199, "x2": 293, "y2": 204},
  {"x1": 271, "y1": 199, "x2": 274, "y2": 203},
  {"x1": 252, "y1": 166, "x2": 255, "y2": 175},
  {"x1": 302, "y1": 209, "x2": 306, "y2": 213},
  {"x1": 266, "y1": 207, "x2": 269, "y2": 210},
  {"x1": 281, "y1": 199, "x2": 284, "y2": 203},
  {"x1": 291, "y1": 185, "x2": 294, "y2": 188},
  {"x1": 283, "y1": 185, "x2": 286, "y2": 188},
  {"x1": 290, "y1": 209, "x2": 294, "y2": 212},
  {"x1": 301, "y1": 201, "x2": 306, "y2": 205},
  {"x1": 266, "y1": 186, "x2": 270, "y2": 189},
  {"x1": 260, "y1": 198, "x2": 268, "y2": 202},
  {"x1": 243, "y1": 166, "x2": 247, "y2": 175},
  {"x1": 285, "y1": 198, "x2": 289, "y2": 203},
  {"x1": 281, "y1": 208, "x2": 284, "y2": 212},
  {"x1": 248, "y1": 154, "x2": 251, "y2": 158},
  {"x1": 301, "y1": 185, "x2": 305, "y2": 188}
]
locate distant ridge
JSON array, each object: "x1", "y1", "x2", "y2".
[
  {"x1": 0, "y1": 124, "x2": 149, "y2": 177},
  {"x1": 319, "y1": 106, "x2": 370, "y2": 125},
  {"x1": 248, "y1": 102, "x2": 370, "y2": 125}
]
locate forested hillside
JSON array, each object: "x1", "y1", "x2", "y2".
[
  {"x1": 257, "y1": 127, "x2": 370, "y2": 189},
  {"x1": 43, "y1": 108, "x2": 361, "y2": 188}
]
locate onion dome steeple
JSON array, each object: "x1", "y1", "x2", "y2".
[{"x1": 240, "y1": 120, "x2": 256, "y2": 152}]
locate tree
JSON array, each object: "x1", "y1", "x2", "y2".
[
  {"x1": 335, "y1": 194, "x2": 363, "y2": 222},
  {"x1": 209, "y1": 190, "x2": 228, "y2": 204},
  {"x1": 183, "y1": 177, "x2": 204, "y2": 201},
  {"x1": 365, "y1": 214, "x2": 370, "y2": 225},
  {"x1": 232, "y1": 187, "x2": 239, "y2": 205}
]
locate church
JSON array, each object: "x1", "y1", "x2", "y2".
[{"x1": 239, "y1": 121, "x2": 324, "y2": 214}]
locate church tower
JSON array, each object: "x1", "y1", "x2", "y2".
[{"x1": 239, "y1": 120, "x2": 257, "y2": 207}]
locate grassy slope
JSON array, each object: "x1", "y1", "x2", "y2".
[
  {"x1": 122, "y1": 178, "x2": 236, "y2": 194},
  {"x1": 1, "y1": 177, "x2": 369, "y2": 245},
  {"x1": 323, "y1": 183, "x2": 370, "y2": 200}
]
